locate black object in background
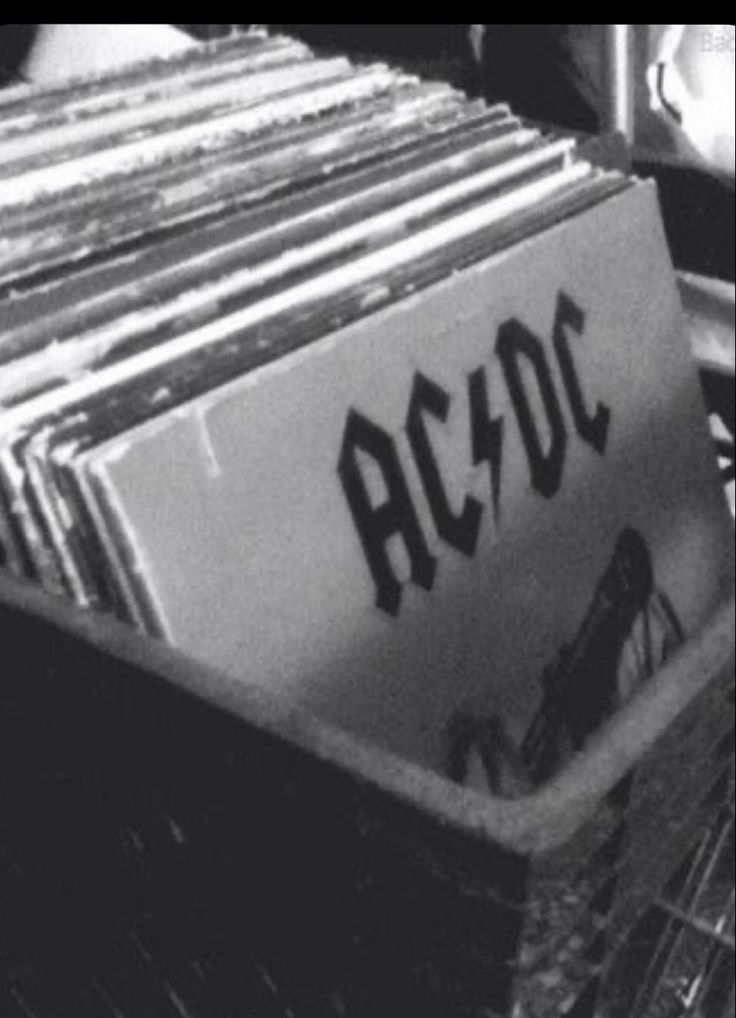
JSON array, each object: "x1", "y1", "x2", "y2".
[
  {"x1": 174, "y1": 25, "x2": 241, "y2": 42},
  {"x1": 480, "y1": 25, "x2": 604, "y2": 133},
  {"x1": 0, "y1": 23, "x2": 37, "y2": 85},
  {"x1": 640, "y1": 161, "x2": 735, "y2": 283},
  {"x1": 273, "y1": 24, "x2": 478, "y2": 93}
]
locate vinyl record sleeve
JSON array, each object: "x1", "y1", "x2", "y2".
[
  {"x1": 15, "y1": 157, "x2": 597, "y2": 609},
  {"x1": 0, "y1": 106, "x2": 520, "y2": 373},
  {"x1": 0, "y1": 127, "x2": 562, "y2": 406},
  {"x1": 0, "y1": 30, "x2": 285, "y2": 125},
  {"x1": 0, "y1": 62, "x2": 408, "y2": 215},
  {"x1": 0, "y1": 36, "x2": 311, "y2": 148},
  {"x1": 0, "y1": 60, "x2": 361, "y2": 185},
  {"x1": 0, "y1": 41, "x2": 316, "y2": 170},
  {"x1": 0, "y1": 162, "x2": 608, "y2": 604},
  {"x1": 0, "y1": 80, "x2": 470, "y2": 287},
  {"x1": 67, "y1": 181, "x2": 733, "y2": 780}
]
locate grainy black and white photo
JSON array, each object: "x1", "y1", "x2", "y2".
[{"x1": 0, "y1": 23, "x2": 733, "y2": 1018}]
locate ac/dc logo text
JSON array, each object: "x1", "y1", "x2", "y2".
[{"x1": 338, "y1": 291, "x2": 611, "y2": 617}]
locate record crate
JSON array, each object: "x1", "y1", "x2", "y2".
[
  {"x1": 1, "y1": 28, "x2": 732, "y2": 1017},
  {"x1": 0, "y1": 569, "x2": 732, "y2": 1018}
]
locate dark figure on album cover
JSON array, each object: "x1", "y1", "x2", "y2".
[{"x1": 447, "y1": 526, "x2": 685, "y2": 797}]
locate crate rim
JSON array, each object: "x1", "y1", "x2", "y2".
[{"x1": 1, "y1": 569, "x2": 733, "y2": 859}]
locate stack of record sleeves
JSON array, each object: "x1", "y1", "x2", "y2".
[{"x1": 0, "y1": 30, "x2": 732, "y2": 786}]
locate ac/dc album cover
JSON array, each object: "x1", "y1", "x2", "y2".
[{"x1": 0, "y1": 29, "x2": 731, "y2": 792}]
